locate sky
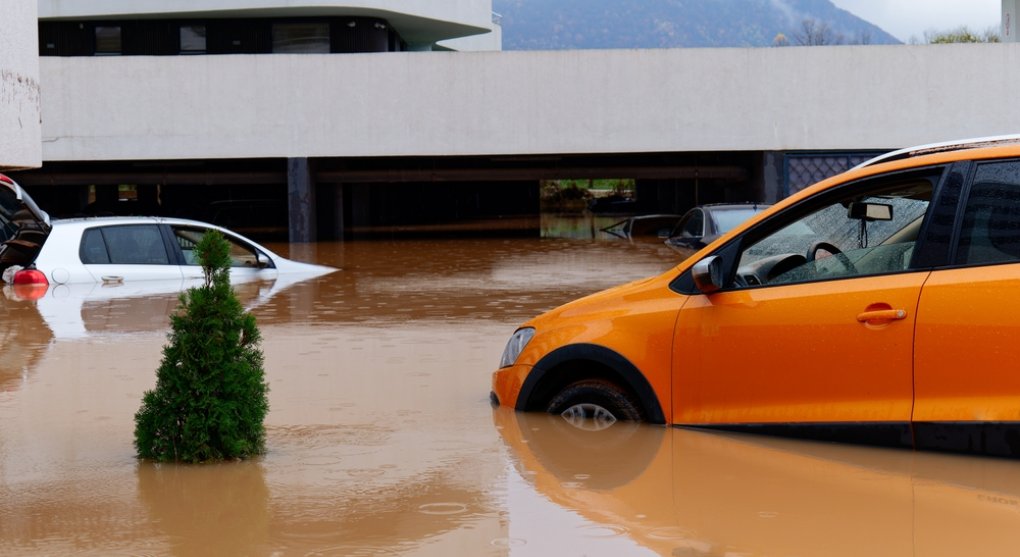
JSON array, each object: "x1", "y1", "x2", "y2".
[{"x1": 830, "y1": 0, "x2": 1002, "y2": 42}]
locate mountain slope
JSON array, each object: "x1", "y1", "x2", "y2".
[{"x1": 493, "y1": 0, "x2": 900, "y2": 49}]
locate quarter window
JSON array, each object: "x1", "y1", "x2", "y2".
[
  {"x1": 80, "y1": 229, "x2": 110, "y2": 264},
  {"x1": 681, "y1": 211, "x2": 704, "y2": 238}
]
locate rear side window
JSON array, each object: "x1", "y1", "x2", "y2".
[
  {"x1": 682, "y1": 211, "x2": 704, "y2": 237},
  {"x1": 957, "y1": 160, "x2": 1020, "y2": 265},
  {"x1": 80, "y1": 229, "x2": 110, "y2": 264},
  {"x1": 79, "y1": 225, "x2": 170, "y2": 265},
  {"x1": 0, "y1": 195, "x2": 20, "y2": 243}
]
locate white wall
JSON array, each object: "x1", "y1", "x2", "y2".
[
  {"x1": 39, "y1": 43, "x2": 1020, "y2": 162},
  {"x1": 0, "y1": 0, "x2": 41, "y2": 170}
]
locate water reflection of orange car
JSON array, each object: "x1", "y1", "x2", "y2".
[
  {"x1": 493, "y1": 137, "x2": 1020, "y2": 457},
  {"x1": 495, "y1": 409, "x2": 1020, "y2": 556}
]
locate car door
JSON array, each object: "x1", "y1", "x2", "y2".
[
  {"x1": 80, "y1": 224, "x2": 184, "y2": 282},
  {"x1": 672, "y1": 168, "x2": 943, "y2": 438},
  {"x1": 913, "y1": 159, "x2": 1020, "y2": 454}
]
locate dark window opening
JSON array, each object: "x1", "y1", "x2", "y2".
[
  {"x1": 41, "y1": 17, "x2": 404, "y2": 56},
  {"x1": 272, "y1": 23, "x2": 330, "y2": 53},
  {"x1": 180, "y1": 25, "x2": 207, "y2": 54},
  {"x1": 94, "y1": 26, "x2": 122, "y2": 55}
]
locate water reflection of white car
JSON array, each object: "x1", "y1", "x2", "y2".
[
  {"x1": 1, "y1": 173, "x2": 334, "y2": 285},
  {"x1": 4, "y1": 273, "x2": 321, "y2": 341}
]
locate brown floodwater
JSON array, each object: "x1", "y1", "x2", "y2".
[{"x1": 3, "y1": 237, "x2": 1020, "y2": 556}]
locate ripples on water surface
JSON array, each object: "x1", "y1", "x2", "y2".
[{"x1": 3, "y1": 238, "x2": 1020, "y2": 556}]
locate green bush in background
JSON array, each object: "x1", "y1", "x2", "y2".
[{"x1": 134, "y1": 231, "x2": 269, "y2": 463}]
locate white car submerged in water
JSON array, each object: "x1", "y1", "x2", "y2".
[{"x1": 0, "y1": 174, "x2": 335, "y2": 285}]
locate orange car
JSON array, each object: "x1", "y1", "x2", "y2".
[{"x1": 492, "y1": 136, "x2": 1020, "y2": 457}]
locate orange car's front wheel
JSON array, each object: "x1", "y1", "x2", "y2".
[{"x1": 546, "y1": 379, "x2": 645, "y2": 428}]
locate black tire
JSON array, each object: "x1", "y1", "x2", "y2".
[{"x1": 545, "y1": 379, "x2": 645, "y2": 426}]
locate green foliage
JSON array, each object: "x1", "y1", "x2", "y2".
[
  {"x1": 544, "y1": 178, "x2": 635, "y2": 193},
  {"x1": 923, "y1": 26, "x2": 1000, "y2": 44},
  {"x1": 134, "y1": 231, "x2": 269, "y2": 463}
]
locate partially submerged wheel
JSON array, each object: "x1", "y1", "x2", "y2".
[{"x1": 545, "y1": 379, "x2": 644, "y2": 430}]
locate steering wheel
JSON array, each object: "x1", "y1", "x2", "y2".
[{"x1": 806, "y1": 241, "x2": 857, "y2": 274}]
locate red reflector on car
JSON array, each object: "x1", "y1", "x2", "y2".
[{"x1": 13, "y1": 269, "x2": 48, "y2": 285}]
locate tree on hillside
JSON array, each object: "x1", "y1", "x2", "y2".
[
  {"x1": 783, "y1": 18, "x2": 874, "y2": 47},
  {"x1": 853, "y1": 29, "x2": 873, "y2": 45},
  {"x1": 792, "y1": 18, "x2": 843, "y2": 45}
]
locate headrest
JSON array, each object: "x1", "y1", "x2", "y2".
[{"x1": 987, "y1": 197, "x2": 1020, "y2": 259}]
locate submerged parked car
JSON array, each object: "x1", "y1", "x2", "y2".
[
  {"x1": 0, "y1": 174, "x2": 334, "y2": 285},
  {"x1": 492, "y1": 136, "x2": 1020, "y2": 457},
  {"x1": 600, "y1": 214, "x2": 683, "y2": 240},
  {"x1": 664, "y1": 203, "x2": 770, "y2": 257}
]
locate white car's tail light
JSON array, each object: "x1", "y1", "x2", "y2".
[{"x1": 13, "y1": 268, "x2": 48, "y2": 285}]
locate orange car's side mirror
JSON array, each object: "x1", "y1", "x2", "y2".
[{"x1": 692, "y1": 255, "x2": 724, "y2": 294}]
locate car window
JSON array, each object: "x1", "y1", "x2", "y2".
[
  {"x1": 679, "y1": 210, "x2": 704, "y2": 238},
  {"x1": 734, "y1": 173, "x2": 937, "y2": 287},
  {"x1": 711, "y1": 207, "x2": 763, "y2": 234},
  {"x1": 80, "y1": 225, "x2": 169, "y2": 265},
  {"x1": 171, "y1": 226, "x2": 270, "y2": 268},
  {"x1": 0, "y1": 194, "x2": 19, "y2": 243},
  {"x1": 80, "y1": 228, "x2": 110, "y2": 264},
  {"x1": 956, "y1": 160, "x2": 1020, "y2": 265}
]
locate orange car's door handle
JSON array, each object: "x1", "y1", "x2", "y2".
[{"x1": 856, "y1": 309, "x2": 907, "y2": 323}]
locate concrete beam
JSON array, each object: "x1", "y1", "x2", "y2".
[{"x1": 38, "y1": 44, "x2": 1020, "y2": 162}]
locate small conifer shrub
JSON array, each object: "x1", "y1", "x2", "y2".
[{"x1": 134, "y1": 231, "x2": 269, "y2": 463}]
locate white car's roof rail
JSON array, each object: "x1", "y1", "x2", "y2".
[{"x1": 854, "y1": 134, "x2": 1020, "y2": 170}]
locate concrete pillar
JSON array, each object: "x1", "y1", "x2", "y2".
[
  {"x1": 761, "y1": 151, "x2": 785, "y2": 203},
  {"x1": 1004, "y1": 0, "x2": 1019, "y2": 42},
  {"x1": 0, "y1": 0, "x2": 41, "y2": 170},
  {"x1": 287, "y1": 158, "x2": 317, "y2": 243}
]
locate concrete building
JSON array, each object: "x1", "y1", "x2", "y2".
[
  {"x1": 7, "y1": 1, "x2": 1020, "y2": 240},
  {"x1": 0, "y1": 0, "x2": 41, "y2": 170}
]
